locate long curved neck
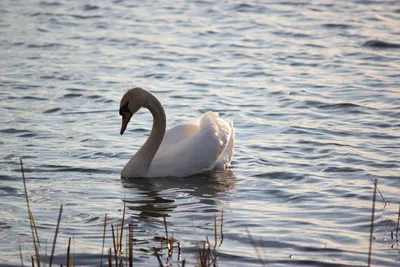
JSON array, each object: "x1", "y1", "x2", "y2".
[{"x1": 122, "y1": 94, "x2": 166, "y2": 177}]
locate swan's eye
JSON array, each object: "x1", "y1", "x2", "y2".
[{"x1": 119, "y1": 101, "x2": 132, "y2": 116}]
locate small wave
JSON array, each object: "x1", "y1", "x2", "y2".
[
  {"x1": 22, "y1": 96, "x2": 48, "y2": 101},
  {"x1": 43, "y1": 107, "x2": 62, "y2": 114},
  {"x1": 71, "y1": 14, "x2": 102, "y2": 20},
  {"x1": 62, "y1": 93, "x2": 83, "y2": 98},
  {"x1": 322, "y1": 23, "x2": 352, "y2": 29},
  {"x1": 36, "y1": 27, "x2": 49, "y2": 32},
  {"x1": 11, "y1": 41, "x2": 24, "y2": 46},
  {"x1": 284, "y1": 127, "x2": 324, "y2": 136},
  {"x1": 83, "y1": 4, "x2": 99, "y2": 11},
  {"x1": 273, "y1": 31, "x2": 311, "y2": 38},
  {"x1": 86, "y1": 95, "x2": 102, "y2": 99},
  {"x1": 39, "y1": 1, "x2": 62, "y2": 6},
  {"x1": 0, "y1": 222, "x2": 12, "y2": 232},
  {"x1": 0, "y1": 186, "x2": 19, "y2": 195},
  {"x1": 323, "y1": 166, "x2": 362, "y2": 173},
  {"x1": 297, "y1": 140, "x2": 352, "y2": 148},
  {"x1": 171, "y1": 95, "x2": 200, "y2": 100},
  {"x1": 141, "y1": 72, "x2": 169, "y2": 79},
  {"x1": 66, "y1": 213, "x2": 100, "y2": 224},
  {"x1": 301, "y1": 100, "x2": 371, "y2": 113},
  {"x1": 232, "y1": 3, "x2": 266, "y2": 13},
  {"x1": 66, "y1": 87, "x2": 85, "y2": 92},
  {"x1": 305, "y1": 43, "x2": 326, "y2": 48},
  {"x1": 363, "y1": 40, "x2": 400, "y2": 48},
  {"x1": 14, "y1": 164, "x2": 116, "y2": 174},
  {"x1": 317, "y1": 102, "x2": 365, "y2": 109},
  {"x1": 27, "y1": 42, "x2": 63, "y2": 48},
  {"x1": 0, "y1": 128, "x2": 32, "y2": 134},
  {"x1": 18, "y1": 133, "x2": 37, "y2": 138},
  {"x1": 0, "y1": 175, "x2": 15, "y2": 181},
  {"x1": 254, "y1": 171, "x2": 305, "y2": 181}
]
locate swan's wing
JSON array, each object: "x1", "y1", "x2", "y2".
[
  {"x1": 148, "y1": 112, "x2": 232, "y2": 177},
  {"x1": 159, "y1": 123, "x2": 200, "y2": 148}
]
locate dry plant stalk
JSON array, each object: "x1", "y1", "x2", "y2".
[
  {"x1": 163, "y1": 217, "x2": 169, "y2": 240},
  {"x1": 128, "y1": 223, "x2": 134, "y2": 267},
  {"x1": 49, "y1": 204, "x2": 63, "y2": 267},
  {"x1": 101, "y1": 213, "x2": 107, "y2": 267},
  {"x1": 168, "y1": 233, "x2": 174, "y2": 257},
  {"x1": 19, "y1": 245, "x2": 24, "y2": 267},
  {"x1": 20, "y1": 159, "x2": 41, "y2": 267},
  {"x1": 19, "y1": 160, "x2": 230, "y2": 267},
  {"x1": 396, "y1": 204, "x2": 400, "y2": 242},
  {"x1": 367, "y1": 179, "x2": 377, "y2": 267},
  {"x1": 198, "y1": 240, "x2": 217, "y2": 267},
  {"x1": 368, "y1": 175, "x2": 387, "y2": 205},
  {"x1": 66, "y1": 237, "x2": 71, "y2": 267},
  {"x1": 119, "y1": 203, "x2": 126, "y2": 253},
  {"x1": 108, "y1": 248, "x2": 112, "y2": 267},
  {"x1": 214, "y1": 213, "x2": 217, "y2": 250},
  {"x1": 153, "y1": 247, "x2": 164, "y2": 267},
  {"x1": 111, "y1": 225, "x2": 118, "y2": 267},
  {"x1": 219, "y1": 209, "x2": 224, "y2": 247},
  {"x1": 246, "y1": 228, "x2": 266, "y2": 267}
]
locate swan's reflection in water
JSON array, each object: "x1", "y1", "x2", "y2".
[{"x1": 121, "y1": 170, "x2": 236, "y2": 219}]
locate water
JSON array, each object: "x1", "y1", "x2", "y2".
[{"x1": 1, "y1": 0, "x2": 399, "y2": 266}]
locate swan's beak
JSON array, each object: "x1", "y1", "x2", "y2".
[
  {"x1": 120, "y1": 119, "x2": 127, "y2": 135},
  {"x1": 120, "y1": 116, "x2": 131, "y2": 135}
]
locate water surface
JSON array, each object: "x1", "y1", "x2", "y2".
[{"x1": 1, "y1": 0, "x2": 399, "y2": 266}]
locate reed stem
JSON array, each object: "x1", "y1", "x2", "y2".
[
  {"x1": 20, "y1": 159, "x2": 41, "y2": 267},
  {"x1": 19, "y1": 245, "x2": 24, "y2": 267},
  {"x1": 246, "y1": 228, "x2": 266, "y2": 267},
  {"x1": 367, "y1": 179, "x2": 377, "y2": 267},
  {"x1": 49, "y1": 204, "x2": 63, "y2": 267},
  {"x1": 163, "y1": 217, "x2": 168, "y2": 240},
  {"x1": 396, "y1": 204, "x2": 400, "y2": 242},
  {"x1": 111, "y1": 225, "x2": 118, "y2": 267},
  {"x1": 101, "y1": 213, "x2": 107, "y2": 267},
  {"x1": 119, "y1": 203, "x2": 126, "y2": 253},
  {"x1": 213, "y1": 214, "x2": 217, "y2": 250},
  {"x1": 67, "y1": 237, "x2": 71, "y2": 267}
]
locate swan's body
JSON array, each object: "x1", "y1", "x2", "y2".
[{"x1": 119, "y1": 87, "x2": 235, "y2": 178}]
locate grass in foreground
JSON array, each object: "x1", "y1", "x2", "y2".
[
  {"x1": 17, "y1": 159, "x2": 400, "y2": 266},
  {"x1": 18, "y1": 159, "x2": 223, "y2": 267}
]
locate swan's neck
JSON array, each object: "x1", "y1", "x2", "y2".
[{"x1": 122, "y1": 95, "x2": 166, "y2": 177}]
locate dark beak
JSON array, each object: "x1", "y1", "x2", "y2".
[{"x1": 120, "y1": 114, "x2": 131, "y2": 135}]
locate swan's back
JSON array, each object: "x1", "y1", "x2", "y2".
[{"x1": 147, "y1": 112, "x2": 234, "y2": 177}]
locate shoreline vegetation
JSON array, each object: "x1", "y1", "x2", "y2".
[{"x1": 17, "y1": 159, "x2": 399, "y2": 266}]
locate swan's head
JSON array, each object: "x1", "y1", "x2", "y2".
[{"x1": 119, "y1": 87, "x2": 148, "y2": 135}]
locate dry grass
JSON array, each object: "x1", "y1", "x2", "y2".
[
  {"x1": 18, "y1": 159, "x2": 224, "y2": 266},
  {"x1": 17, "y1": 159, "x2": 399, "y2": 266}
]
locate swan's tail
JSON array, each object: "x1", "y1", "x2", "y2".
[{"x1": 215, "y1": 120, "x2": 235, "y2": 169}]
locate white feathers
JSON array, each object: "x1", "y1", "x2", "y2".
[{"x1": 148, "y1": 112, "x2": 235, "y2": 177}]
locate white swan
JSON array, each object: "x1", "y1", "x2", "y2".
[{"x1": 119, "y1": 87, "x2": 235, "y2": 178}]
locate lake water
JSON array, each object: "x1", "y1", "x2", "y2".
[{"x1": 1, "y1": 0, "x2": 399, "y2": 266}]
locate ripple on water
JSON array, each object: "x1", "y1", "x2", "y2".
[
  {"x1": 254, "y1": 171, "x2": 305, "y2": 181},
  {"x1": 363, "y1": 40, "x2": 400, "y2": 48},
  {"x1": 21, "y1": 96, "x2": 49, "y2": 101},
  {"x1": 0, "y1": 128, "x2": 33, "y2": 134},
  {"x1": 43, "y1": 107, "x2": 62, "y2": 113},
  {"x1": 62, "y1": 93, "x2": 83, "y2": 98},
  {"x1": 1, "y1": 0, "x2": 399, "y2": 266}
]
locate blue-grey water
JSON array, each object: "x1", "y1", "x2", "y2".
[{"x1": 1, "y1": 0, "x2": 399, "y2": 266}]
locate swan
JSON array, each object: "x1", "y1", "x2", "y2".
[{"x1": 119, "y1": 87, "x2": 235, "y2": 178}]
